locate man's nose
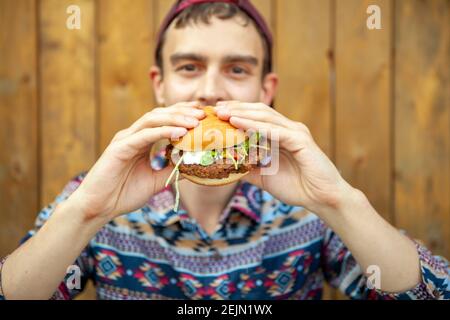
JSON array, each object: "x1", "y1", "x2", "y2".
[{"x1": 195, "y1": 68, "x2": 226, "y2": 106}]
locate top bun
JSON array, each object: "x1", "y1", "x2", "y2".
[{"x1": 171, "y1": 106, "x2": 246, "y2": 152}]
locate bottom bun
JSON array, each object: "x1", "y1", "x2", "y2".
[{"x1": 181, "y1": 172, "x2": 249, "y2": 186}]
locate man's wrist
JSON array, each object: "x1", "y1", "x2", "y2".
[
  {"x1": 336, "y1": 185, "x2": 369, "y2": 215},
  {"x1": 53, "y1": 194, "x2": 110, "y2": 235},
  {"x1": 318, "y1": 181, "x2": 372, "y2": 222}
]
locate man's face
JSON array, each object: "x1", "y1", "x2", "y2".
[{"x1": 152, "y1": 16, "x2": 277, "y2": 106}]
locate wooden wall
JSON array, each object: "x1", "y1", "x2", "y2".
[{"x1": 0, "y1": 0, "x2": 448, "y2": 300}]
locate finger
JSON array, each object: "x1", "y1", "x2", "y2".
[
  {"x1": 215, "y1": 107, "x2": 292, "y2": 128},
  {"x1": 215, "y1": 101, "x2": 293, "y2": 127},
  {"x1": 216, "y1": 100, "x2": 240, "y2": 106},
  {"x1": 113, "y1": 126, "x2": 188, "y2": 159},
  {"x1": 152, "y1": 101, "x2": 205, "y2": 119},
  {"x1": 154, "y1": 101, "x2": 200, "y2": 111},
  {"x1": 216, "y1": 101, "x2": 273, "y2": 113},
  {"x1": 216, "y1": 102, "x2": 311, "y2": 134},
  {"x1": 121, "y1": 104, "x2": 205, "y2": 138},
  {"x1": 127, "y1": 112, "x2": 201, "y2": 135},
  {"x1": 229, "y1": 116, "x2": 312, "y2": 154},
  {"x1": 153, "y1": 105, "x2": 206, "y2": 118}
]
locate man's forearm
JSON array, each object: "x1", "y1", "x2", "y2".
[
  {"x1": 1, "y1": 197, "x2": 107, "y2": 299},
  {"x1": 318, "y1": 186, "x2": 421, "y2": 293}
]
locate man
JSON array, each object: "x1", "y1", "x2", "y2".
[{"x1": 0, "y1": 0, "x2": 448, "y2": 300}]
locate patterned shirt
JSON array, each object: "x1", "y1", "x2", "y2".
[{"x1": 0, "y1": 150, "x2": 449, "y2": 300}]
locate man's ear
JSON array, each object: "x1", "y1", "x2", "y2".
[
  {"x1": 260, "y1": 72, "x2": 278, "y2": 106},
  {"x1": 149, "y1": 65, "x2": 165, "y2": 105}
]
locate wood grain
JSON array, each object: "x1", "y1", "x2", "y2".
[
  {"x1": 38, "y1": 0, "x2": 97, "y2": 300},
  {"x1": 98, "y1": 0, "x2": 156, "y2": 151},
  {"x1": 275, "y1": 0, "x2": 333, "y2": 299},
  {"x1": 39, "y1": 0, "x2": 97, "y2": 206},
  {"x1": 336, "y1": 0, "x2": 392, "y2": 221},
  {"x1": 335, "y1": 0, "x2": 393, "y2": 300},
  {"x1": 0, "y1": 0, "x2": 38, "y2": 256},
  {"x1": 394, "y1": 0, "x2": 449, "y2": 258},
  {"x1": 275, "y1": 0, "x2": 332, "y2": 155},
  {"x1": 251, "y1": 0, "x2": 273, "y2": 30},
  {"x1": 0, "y1": 0, "x2": 449, "y2": 301},
  {"x1": 155, "y1": 0, "x2": 175, "y2": 28}
]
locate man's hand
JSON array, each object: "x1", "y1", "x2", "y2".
[
  {"x1": 215, "y1": 101, "x2": 423, "y2": 294},
  {"x1": 70, "y1": 102, "x2": 205, "y2": 223},
  {"x1": 214, "y1": 101, "x2": 354, "y2": 216},
  {"x1": 2, "y1": 102, "x2": 207, "y2": 300}
]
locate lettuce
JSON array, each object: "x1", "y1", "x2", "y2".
[
  {"x1": 200, "y1": 151, "x2": 215, "y2": 166},
  {"x1": 241, "y1": 140, "x2": 249, "y2": 156}
]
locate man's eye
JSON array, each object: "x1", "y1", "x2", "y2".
[
  {"x1": 231, "y1": 66, "x2": 246, "y2": 74},
  {"x1": 178, "y1": 64, "x2": 197, "y2": 72},
  {"x1": 227, "y1": 66, "x2": 250, "y2": 77}
]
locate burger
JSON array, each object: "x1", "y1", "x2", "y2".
[{"x1": 164, "y1": 106, "x2": 271, "y2": 206}]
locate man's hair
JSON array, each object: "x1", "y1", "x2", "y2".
[{"x1": 155, "y1": 2, "x2": 271, "y2": 79}]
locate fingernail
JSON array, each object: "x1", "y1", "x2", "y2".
[
  {"x1": 184, "y1": 116, "x2": 199, "y2": 125},
  {"x1": 172, "y1": 128, "x2": 187, "y2": 138},
  {"x1": 217, "y1": 109, "x2": 231, "y2": 117},
  {"x1": 192, "y1": 109, "x2": 205, "y2": 117}
]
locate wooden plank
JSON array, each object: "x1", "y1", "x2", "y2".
[
  {"x1": 98, "y1": 0, "x2": 156, "y2": 151},
  {"x1": 250, "y1": 0, "x2": 275, "y2": 69},
  {"x1": 275, "y1": 0, "x2": 332, "y2": 155},
  {"x1": 155, "y1": 0, "x2": 175, "y2": 28},
  {"x1": 39, "y1": 0, "x2": 96, "y2": 206},
  {"x1": 335, "y1": 0, "x2": 392, "y2": 300},
  {"x1": 79, "y1": 0, "x2": 156, "y2": 301},
  {"x1": 251, "y1": 0, "x2": 273, "y2": 30},
  {"x1": 275, "y1": 0, "x2": 333, "y2": 299},
  {"x1": 39, "y1": 0, "x2": 96, "y2": 300},
  {"x1": 0, "y1": 0, "x2": 38, "y2": 256},
  {"x1": 394, "y1": 0, "x2": 449, "y2": 258},
  {"x1": 335, "y1": 0, "x2": 392, "y2": 221}
]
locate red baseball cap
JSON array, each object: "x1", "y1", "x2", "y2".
[{"x1": 155, "y1": 0, "x2": 273, "y2": 72}]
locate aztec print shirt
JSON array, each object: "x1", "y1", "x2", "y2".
[{"x1": 0, "y1": 150, "x2": 449, "y2": 300}]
